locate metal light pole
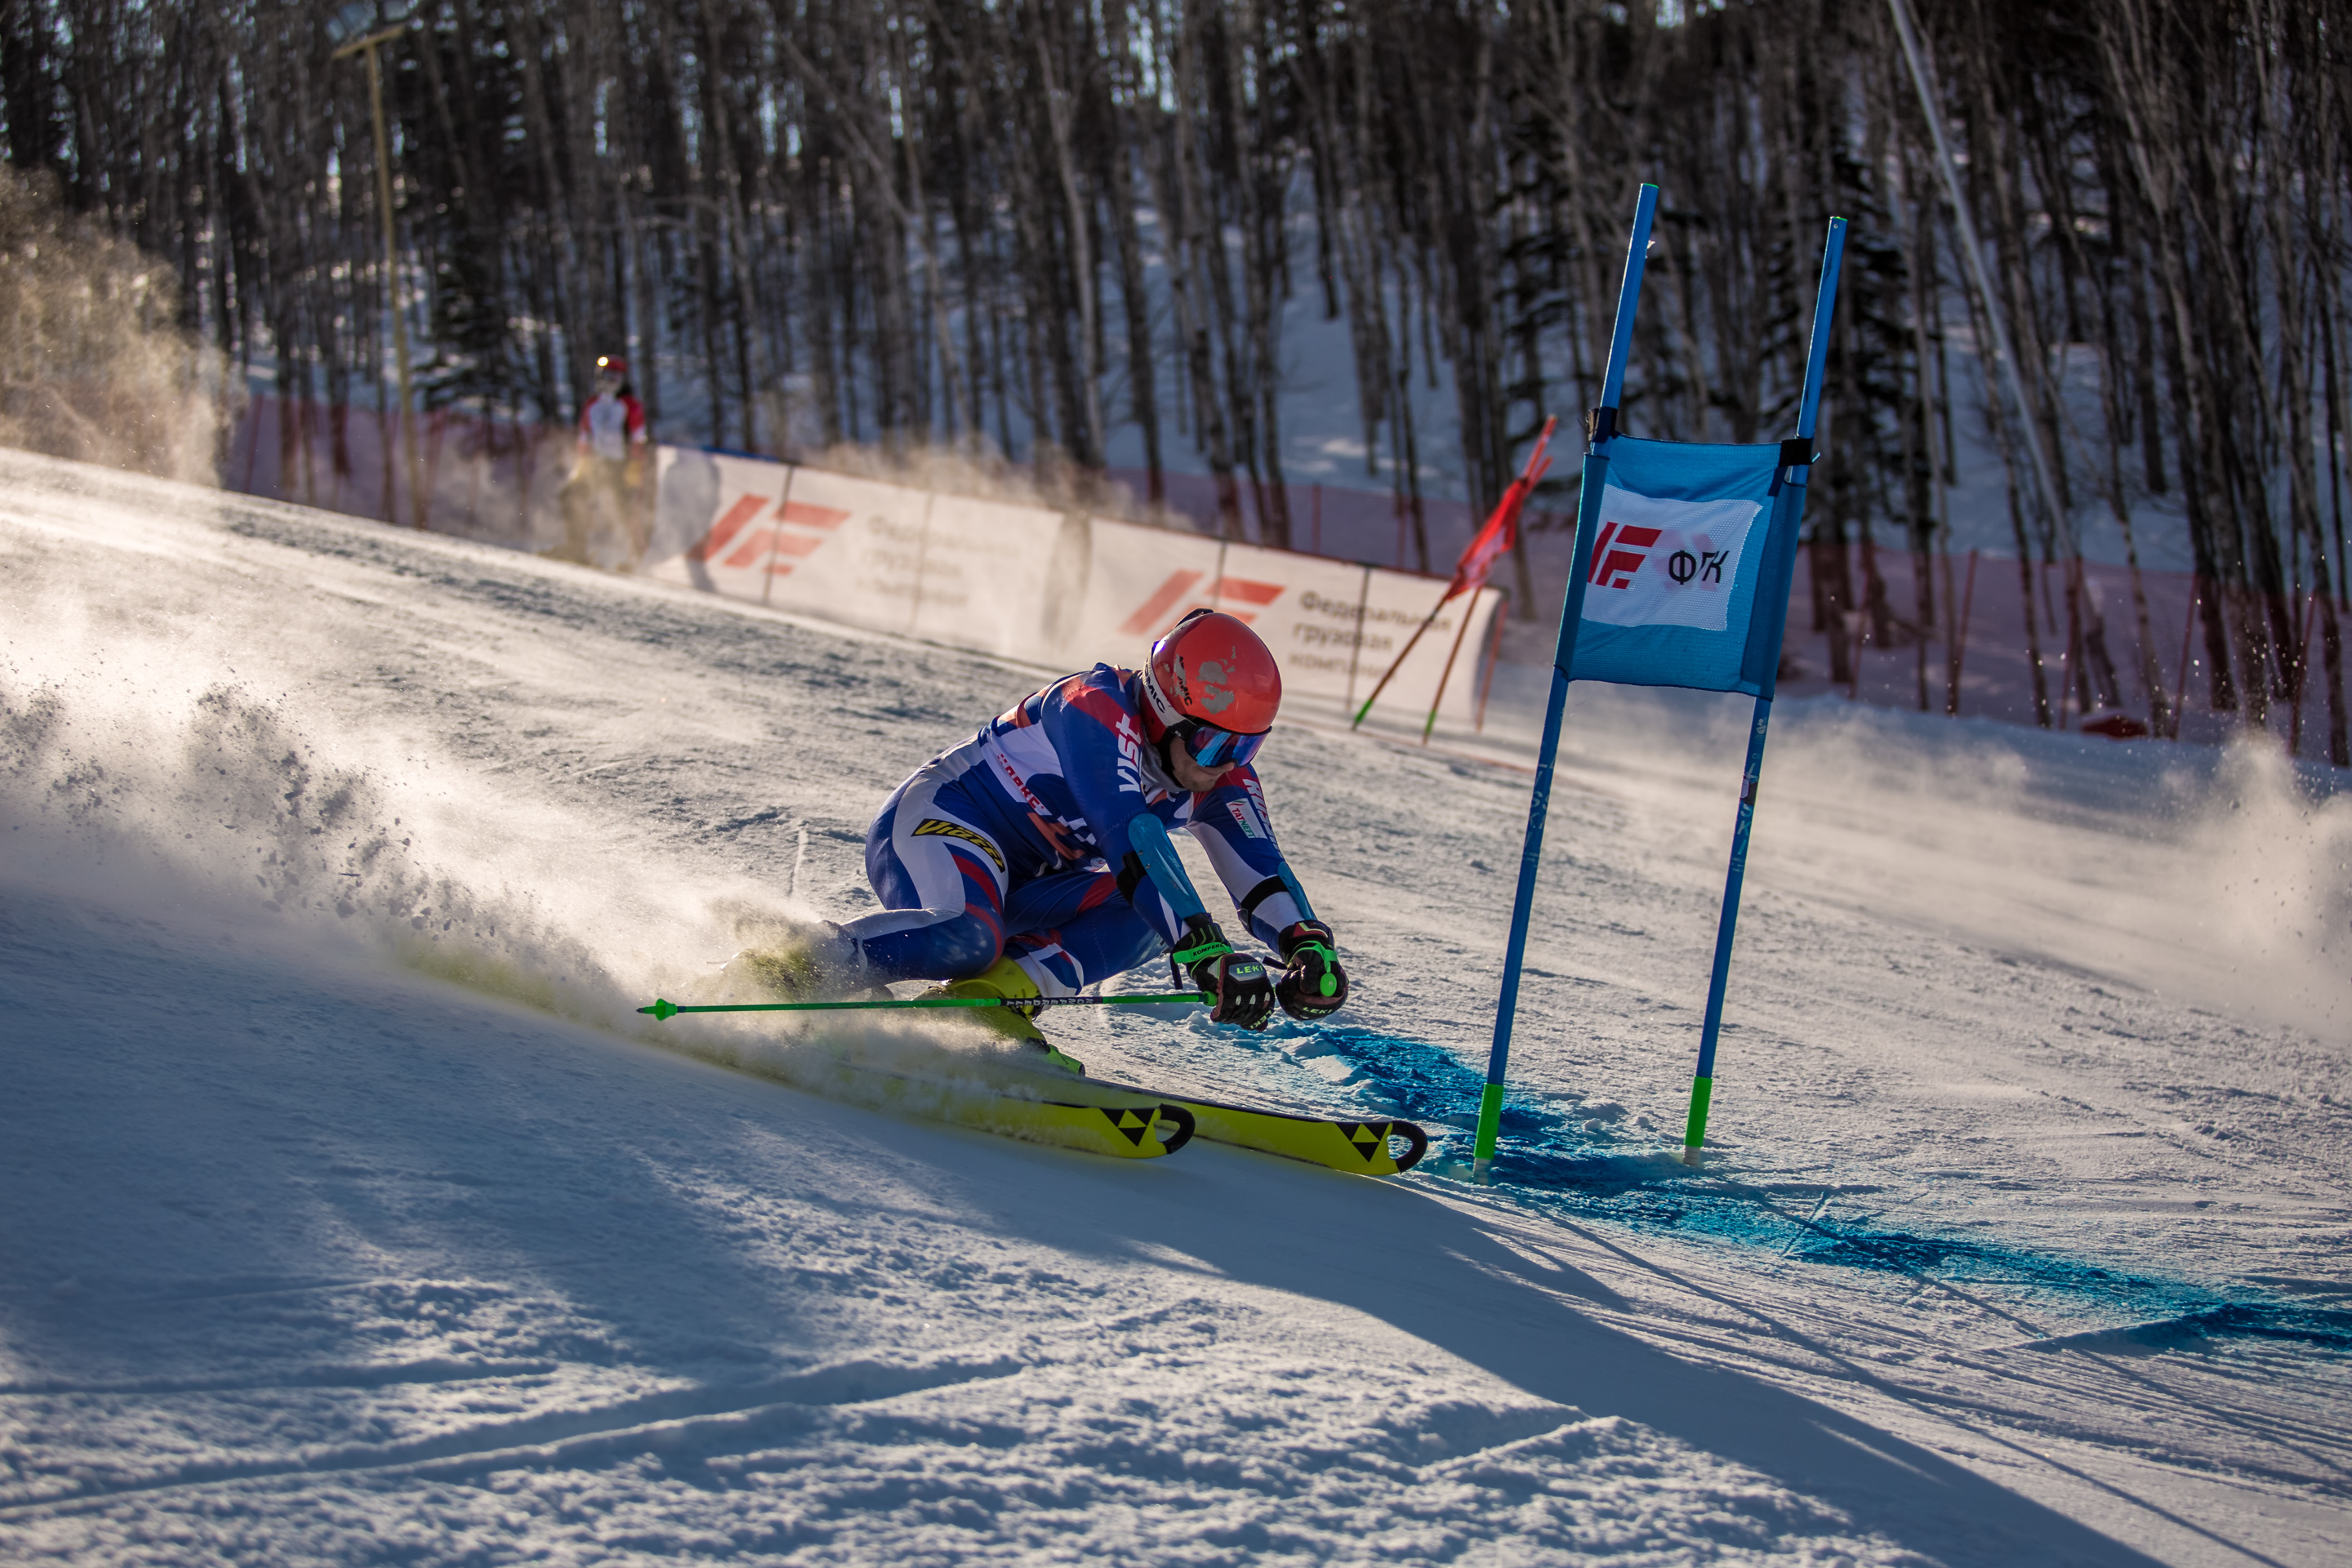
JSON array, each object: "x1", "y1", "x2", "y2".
[{"x1": 330, "y1": 5, "x2": 425, "y2": 530}]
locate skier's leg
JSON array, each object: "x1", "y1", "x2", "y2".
[
  {"x1": 1000, "y1": 868, "x2": 1165, "y2": 996},
  {"x1": 724, "y1": 767, "x2": 1007, "y2": 1000},
  {"x1": 590, "y1": 466, "x2": 619, "y2": 564},
  {"x1": 621, "y1": 473, "x2": 651, "y2": 571},
  {"x1": 898, "y1": 866, "x2": 1124, "y2": 1076},
  {"x1": 845, "y1": 771, "x2": 1084, "y2": 1071},
  {"x1": 840, "y1": 766, "x2": 1009, "y2": 982},
  {"x1": 554, "y1": 467, "x2": 593, "y2": 563}
]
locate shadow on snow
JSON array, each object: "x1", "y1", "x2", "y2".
[{"x1": 1284, "y1": 1020, "x2": 2352, "y2": 1358}]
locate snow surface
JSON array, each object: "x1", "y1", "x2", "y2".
[{"x1": 3, "y1": 448, "x2": 2349, "y2": 1566}]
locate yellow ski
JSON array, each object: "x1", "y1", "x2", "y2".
[
  {"x1": 1160, "y1": 1094, "x2": 1428, "y2": 1175},
  {"x1": 1037, "y1": 1076, "x2": 1428, "y2": 1175},
  {"x1": 791, "y1": 1058, "x2": 1196, "y2": 1160},
  {"x1": 639, "y1": 995, "x2": 1403, "y2": 1167}
]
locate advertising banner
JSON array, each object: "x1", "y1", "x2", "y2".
[
  {"x1": 646, "y1": 445, "x2": 1500, "y2": 723},
  {"x1": 1212, "y1": 542, "x2": 1385, "y2": 714},
  {"x1": 1066, "y1": 521, "x2": 1499, "y2": 721},
  {"x1": 751, "y1": 466, "x2": 933, "y2": 636},
  {"x1": 1061, "y1": 517, "x2": 1230, "y2": 668},
  {"x1": 1351, "y1": 573, "x2": 1503, "y2": 724},
  {"x1": 918, "y1": 495, "x2": 1080, "y2": 663},
  {"x1": 644, "y1": 446, "x2": 795, "y2": 601}
]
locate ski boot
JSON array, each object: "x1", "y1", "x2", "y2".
[
  {"x1": 919, "y1": 956, "x2": 1086, "y2": 1076},
  {"x1": 719, "y1": 923, "x2": 875, "y2": 1003}
]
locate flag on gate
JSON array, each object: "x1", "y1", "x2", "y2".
[
  {"x1": 1566, "y1": 434, "x2": 1801, "y2": 699},
  {"x1": 1442, "y1": 417, "x2": 1556, "y2": 603}
]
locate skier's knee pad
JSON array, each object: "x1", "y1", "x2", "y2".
[
  {"x1": 853, "y1": 906, "x2": 1002, "y2": 982},
  {"x1": 929, "y1": 914, "x2": 1005, "y2": 978}
]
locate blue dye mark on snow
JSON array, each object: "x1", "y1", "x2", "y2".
[{"x1": 1285, "y1": 1022, "x2": 2352, "y2": 1356}]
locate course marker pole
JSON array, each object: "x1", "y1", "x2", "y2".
[
  {"x1": 1681, "y1": 217, "x2": 1846, "y2": 1167},
  {"x1": 1349, "y1": 595, "x2": 1450, "y2": 728},
  {"x1": 1472, "y1": 184, "x2": 1657, "y2": 1183},
  {"x1": 1419, "y1": 590, "x2": 1485, "y2": 745}
]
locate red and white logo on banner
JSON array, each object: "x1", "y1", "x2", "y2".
[
  {"x1": 687, "y1": 496, "x2": 852, "y2": 574},
  {"x1": 1582, "y1": 488, "x2": 1760, "y2": 632},
  {"x1": 1118, "y1": 572, "x2": 1284, "y2": 637}
]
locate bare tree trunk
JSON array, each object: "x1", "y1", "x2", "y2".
[
  {"x1": 1158, "y1": 12, "x2": 1239, "y2": 533},
  {"x1": 1099, "y1": 2, "x2": 1162, "y2": 500},
  {"x1": 1031, "y1": 2, "x2": 1103, "y2": 466}
]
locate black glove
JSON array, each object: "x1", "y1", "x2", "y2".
[
  {"x1": 1276, "y1": 920, "x2": 1350, "y2": 1021},
  {"x1": 1171, "y1": 916, "x2": 1276, "y2": 1030}
]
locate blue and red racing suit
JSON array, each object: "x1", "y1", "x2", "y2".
[{"x1": 838, "y1": 665, "x2": 1316, "y2": 996}]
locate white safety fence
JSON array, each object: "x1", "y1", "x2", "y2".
[{"x1": 646, "y1": 446, "x2": 1503, "y2": 724}]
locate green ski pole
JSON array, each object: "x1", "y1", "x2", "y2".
[{"x1": 639, "y1": 992, "x2": 1206, "y2": 1022}]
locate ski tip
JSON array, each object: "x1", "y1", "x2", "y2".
[{"x1": 639, "y1": 998, "x2": 679, "y2": 1022}]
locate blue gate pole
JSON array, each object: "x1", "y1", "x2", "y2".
[
  {"x1": 1472, "y1": 184, "x2": 1658, "y2": 1183},
  {"x1": 1681, "y1": 217, "x2": 1847, "y2": 1167}
]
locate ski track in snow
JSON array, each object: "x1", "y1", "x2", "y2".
[{"x1": 2, "y1": 449, "x2": 2347, "y2": 1566}]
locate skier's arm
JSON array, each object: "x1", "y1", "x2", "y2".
[
  {"x1": 1116, "y1": 813, "x2": 1206, "y2": 934},
  {"x1": 1025, "y1": 697, "x2": 1266, "y2": 1025},
  {"x1": 1185, "y1": 771, "x2": 1316, "y2": 947},
  {"x1": 1114, "y1": 814, "x2": 1270, "y2": 1025},
  {"x1": 1188, "y1": 771, "x2": 1349, "y2": 1021},
  {"x1": 622, "y1": 396, "x2": 648, "y2": 483}
]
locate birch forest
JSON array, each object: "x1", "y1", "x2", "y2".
[{"x1": 2, "y1": 0, "x2": 2347, "y2": 758}]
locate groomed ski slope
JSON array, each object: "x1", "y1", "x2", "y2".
[{"x1": 2, "y1": 449, "x2": 2347, "y2": 1567}]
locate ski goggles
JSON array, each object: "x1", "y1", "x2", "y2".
[{"x1": 1170, "y1": 719, "x2": 1268, "y2": 772}]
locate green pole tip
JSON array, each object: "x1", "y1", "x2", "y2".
[
  {"x1": 1682, "y1": 1075, "x2": 1713, "y2": 1157},
  {"x1": 1471, "y1": 1080, "x2": 1508, "y2": 1164},
  {"x1": 640, "y1": 998, "x2": 678, "y2": 1021}
]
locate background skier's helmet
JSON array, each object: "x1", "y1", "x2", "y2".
[
  {"x1": 1142, "y1": 608, "x2": 1281, "y2": 773},
  {"x1": 594, "y1": 354, "x2": 628, "y2": 384}
]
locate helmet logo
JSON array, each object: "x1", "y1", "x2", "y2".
[{"x1": 1193, "y1": 658, "x2": 1237, "y2": 715}]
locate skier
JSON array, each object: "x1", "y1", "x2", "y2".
[
  {"x1": 737, "y1": 609, "x2": 1350, "y2": 1073},
  {"x1": 551, "y1": 354, "x2": 648, "y2": 568}
]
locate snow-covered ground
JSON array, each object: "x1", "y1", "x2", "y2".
[{"x1": 3, "y1": 448, "x2": 2348, "y2": 1566}]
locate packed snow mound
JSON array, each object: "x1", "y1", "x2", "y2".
[{"x1": 4, "y1": 449, "x2": 2348, "y2": 1566}]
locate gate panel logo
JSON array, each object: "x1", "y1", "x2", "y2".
[
  {"x1": 1580, "y1": 488, "x2": 1762, "y2": 632},
  {"x1": 1588, "y1": 523, "x2": 1664, "y2": 589}
]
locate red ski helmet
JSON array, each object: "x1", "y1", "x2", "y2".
[
  {"x1": 1142, "y1": 609, "x2": 1281, "y2": 773},
  {"x1": 595, "y1": 354, "x2": 629, "y2": 381}
]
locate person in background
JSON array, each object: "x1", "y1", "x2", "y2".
[{"x1": 552, "y1": 354, "x2": 648, "y2": 568}]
